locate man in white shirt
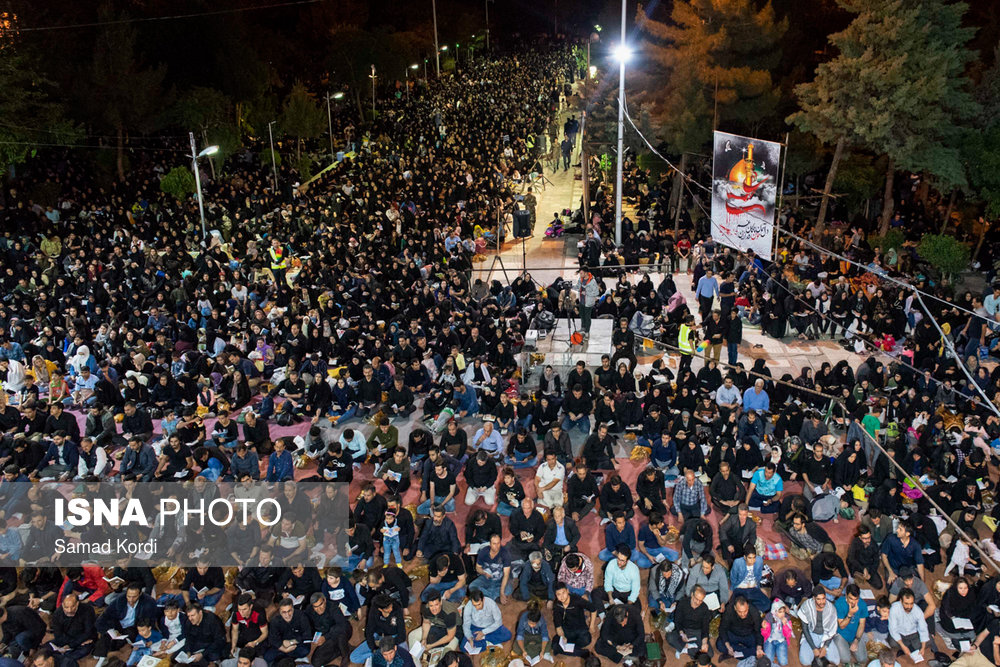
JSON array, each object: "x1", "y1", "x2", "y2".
[
  {"x1": 888, "y1": 589, "x2": 929, "y2": 660},
  {"x1": 535, "y1": 450, "x2": 566, "y2": 508},
  {"x1": 797, "y1": 586, "x2": 840, "y2": 666}
]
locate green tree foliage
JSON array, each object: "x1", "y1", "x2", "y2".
[
  {"x1": 172, "y1": 87, "x2": 238, "y2": 168},
  {"x1": 964, "y1": 43, "x2": 1000, "y2": 218},
  {"x1": 327, "y1": 25, "x2": 429, "y2": 119},
  {"x1": 0, "y1": 45, "x2": 77, "y2": 176},
  {"x1": 279, "y1": 82, "x2": 326, "y2": 160},
  {"x1": 160, "y1": 166, "x2": 196, "y2": 201},
  {"x1": 88, "y1": 5, "x2": 168, "y2": 180},
  {"x1": 635, "y1": 0, "x2": 788, "y2": 152},
  {"x1": 917, "y1": 233, "x2": 970, "y2": 279},
  {"x1": 790, "y1": 0, "x2": 978, "y2": 233}
]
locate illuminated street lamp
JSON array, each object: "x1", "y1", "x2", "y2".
[{"x1": 188, "y1": 133, "x2": 219, "y2": 240}]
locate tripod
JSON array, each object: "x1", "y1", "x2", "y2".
[{"x1": 528, "y1": 159, "x2": 555, "y2": 191}]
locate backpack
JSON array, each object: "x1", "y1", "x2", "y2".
[{"x1": 810, "y1": 493, "x2": 839, "y2": 522}]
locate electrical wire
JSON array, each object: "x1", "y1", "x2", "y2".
[
  {"x1": 6, "y1": 0, "x2": 323, "y2": 32},
  {"x1": 609, "y1": 87, "x2": 984, "y2": 322},
  {"x1": 625, "y1": 331, "x2": 1000, "y2": 575},
  {"x1": 0, "y1": 140, "x2": 190, "y2": 153}
]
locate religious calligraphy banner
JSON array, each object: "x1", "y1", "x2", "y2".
[{"x1": 711, "y1": 131, "x2": 781, "y2": 260}]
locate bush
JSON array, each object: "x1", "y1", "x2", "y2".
[
  {"x1": 160, "y1": 166, "x2": 196, "y2": 201},
  {"x1": 870, "y1": 229, "x2": 905, "y2": 252},
  {"x1": 917, "y1": 234, "x2": 970, "y2": 279},
  {"x1": 636, "y1": 152, "x2": 668, "y2": 182},
  {"x1": 259, "y1": 149, "x2": 282, "y2": 168}
]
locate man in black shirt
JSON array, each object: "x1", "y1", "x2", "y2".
[
  {"x1": 593, "y1": 356, "x2": 616, "y2": 393},
  {"x1": 599, "y1": 475, "x2": 634, "y2": 521},
  {"x1": 264, "y1": 593, "x2": 310, "y2": 665},
  {"x1": 406, "y1": 590, "x2": 459, "y2": 656},
  {"x1": 560, "y1": 384, "x2": 593, "y2": 436},
  {"x1": 0, "y1": 603, "x2": 48, "y2": 657},
  {"x1": 611, "y1": 319, "x2": 637, "y2": 371},
  {"x1": 801, "y1": 441, "x2": 833, "y2": 500},
  {"x1": 419, "y1": 553, "x2": 467, "y2": 604},
  {"x1": 305, "y1": 592, "x2": 352, "y2": 667},
  {"x1": 566, "y1": 461, "x2": 600, "y2": 521},
  {"x1": 581, "y1": 423, "x2": 617, "y2": 471},
  {"x1": 48, "y1": 593, "x2": 97, "y2": 665},
  {"x1": 183, "y1": 601, "x2": 228, "y2": 667},
  {"x1": 595, "y1": 604, "x2": 644, "y2": 663},
  {"x1": 716, "y1": 596, "x2": 763, "y2": 660},
  {"x1": 351, "y1": 594, "x2": 405, "y2": 664},
  {"x1": 566, "y1": 361, "x2": 593, "y2": 395},
  {"x1": 552, "y1": 584, "x2": 594, "y2": 657},
  {"x1": 508, "y1": 497, "x2": 546, "y2": 561},
  {"x1": 666, "y1": 587, "x2": 713, "y2": 658}
]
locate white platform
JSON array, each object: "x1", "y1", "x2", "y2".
[{"x1": 529, "y1": 318, "x2": 613, "y2": 368}]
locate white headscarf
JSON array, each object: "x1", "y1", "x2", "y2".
[{"x1": 70, "y1": 345, "x2": 91, "y2": 374}]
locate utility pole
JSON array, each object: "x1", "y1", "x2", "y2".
[
  {"x1": 432, "y1": 0, "x2": 440, "y2": 76},
  {"x1": 485, "y1": 0, "x2": 490, "y2": 51},
  {"x1": 267, "y1": 120, "x2": 278, "y2": 194},
  {"x1": 371, "y1": 64, "x2": 376, "y2": 119}
]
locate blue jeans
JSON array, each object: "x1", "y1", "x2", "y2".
[
  {"x1": 561, "y1": 415, "x2": 590, "y2": 434},
  {"x1": 765, "y1": 641, "x2": 789, "y2": 666},
  {"x1": 516, "y1": 414, "x2": 533, "y2": 432},
  {"x1": 598, "y1": 548, "x2": 652, "y2": 569},
  {"x1": 568, "y1": 586, "x2": 589, "y2": 598},
  {"x1": 734, "y1": 586, "x2": 772, "y2": 613},
  {"x1": 727, "y1": 342, "x2": 739, "y2": 366},
  {"x1": 466, "y1": 625, "x2": 513, "y2": 651},
  {"x1": 749, "y1": 490, "x2": 779, "y2": 514},
  {"x1": 469, "y1": 575, "x2": 502, "y2": 599},
  {"x1": 646, "y1": 546, "x2": 679, "y2": 563},
  {"x1": 417, "y1": 496, "x2": 456, "y2": 515},
  {"x1": 420, "y1": 581, "x2": 466, "y2": 603},
  {"x1": 497, "y1": 502, "x2": 516, "y2": 516},
  {"x1": 350, "y1": 639, "x2": 406, "y2": 664},
  {"x1": 819, "y1": 576, "x2": 841, "y2": 592},
  {"x1": 329, "y1": 553, "x2": 374, "y2": 572},
  {"x1": 332, "y1": 404, "x2": 358, "y2": 422},
  {"x1": 506, "y1": 450, "x2": 538, "y2": 470},
  {"x1": 383, "y1": 534, "x2": 402, "y2": 566}
]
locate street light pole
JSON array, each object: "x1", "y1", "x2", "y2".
[
  {"x1": 267, "y1": 120, "x2": 278, "y2": 194},
  {"x1": 405, "y1": 68, "x2": 409, "y2": 102},
  {"x1": 485, "y1": 0, "x2": 490, "y2": 52},
  {"x1": 188, "y1": 132, "x2": 218, "y2": 240},
  {"x1": 432, "y1": 0, "x2": 440, "y2": 76},
  {"x1": 325, "y1": 93, "x2": 334, "y2": 160},
  {"x1": 371, "y1": 64, "x2": 376, "y2": 118},
  {"x1": 614, "y1": 0, "x2": 627, "y2": 246},
  {"x1": 189, "y1": 132, "x2": 207, "y2": 240}
]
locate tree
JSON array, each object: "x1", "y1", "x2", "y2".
[
  {"x1": 917, "y1": 233, "x2": 970, "y2": 281},
  {"x1": 789, "y1": 0, "x2": 978, "y2": 234},
  {"x1": 634, "y1": 0, "x2": 787, "y2": 225},
  {"x1": 964, "y1": 42, "x2": 1000, "y2": 219},
  {"x1": 279, "y1": 82, "x2": 326, "y2": 161},
  {"x1": 172, "y1": 87, "x2": 236, "y2": 169},
  {"x1": 160, "y1": 166, "x2": 196, "y2": 202},
  {"x1": 88, "y1": 5, "x2": 168, "y2": 180},
  {"x1": 0, "y1": 44, "x2": 77, "y2": 176}
]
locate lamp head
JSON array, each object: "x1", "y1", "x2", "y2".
[
  {"x1": 197, "y1": 146, "x2": 219, "y2": 158},
  {"x1": 612, "y1": 43, "x2": 632, "y2": 63}
]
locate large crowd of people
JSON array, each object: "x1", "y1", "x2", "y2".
[{"x1": 0, "y1": 37, "x2": 999, "y2": 667}]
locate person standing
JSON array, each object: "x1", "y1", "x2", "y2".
[
  {"x1": 695, "y1": 267, "x2": 719, "y2": 321},
  {"x1": 678, "y1": 314, "x2": 697, "y2": 377},
  {"x1": 560, "y1": 136, "x2": 573, "y2": 172},
  {"x1": 573, "y1": 268, "x2": 599, "y2": 337},
  {"x1": 268, "y1": 237, "x2": 291, "y2": 287},
  {"x1": 726, "y1": 308, "x2": 743, "y2": 367}
]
